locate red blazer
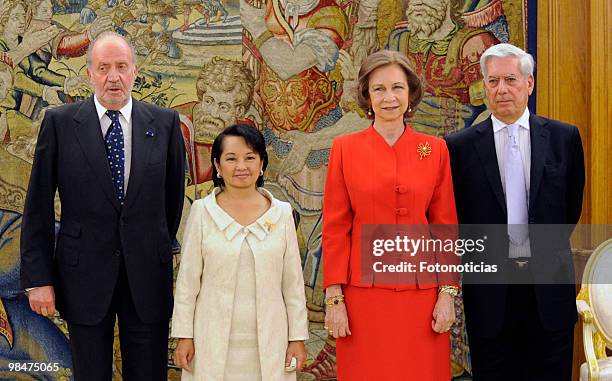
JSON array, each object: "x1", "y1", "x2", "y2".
[{"x1": 322, "y1": 125, "x2": 458, "y2": 290}]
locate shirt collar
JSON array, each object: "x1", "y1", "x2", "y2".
[
  {"x1": 492, "y1": 108, "x2": 530, "y2": 133},
  {"x1": 204, "y1": 187, "x2": 283, "y2": 241},
  {"x1": 93, "y1": 95, "x2": 133, "y2": 124}
]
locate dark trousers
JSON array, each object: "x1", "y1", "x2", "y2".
[
  {"x1": 468, "y1": 284, "x2": 574, "y2": 381},
  {"x1": 66, "y1": 258, "x2": 169, "y2": 381}
]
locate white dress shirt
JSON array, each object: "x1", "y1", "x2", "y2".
[
  {"x1": 93, "y1": 96, "x2": 133, "y2": 191},
  {"x1": 492, "y1": 108, "x2": 532, "y2": 258}
]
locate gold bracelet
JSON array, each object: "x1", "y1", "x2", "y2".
[
  {"x1": 324, "y1": 294, "x2": 345, "y2": 306},
  {"x1": 438, "y1": 285, "x2": 459, "y2": 297}
]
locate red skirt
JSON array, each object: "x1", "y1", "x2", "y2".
[{"x1": 336, "y1": 286, "x2": 450, "y2": 381}]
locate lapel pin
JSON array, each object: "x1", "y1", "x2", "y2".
[
  {"x1": 145, "y1": 128, "x2": 155, "y2": 137},
  {"x1": 417, "y1": 142, "x2": 432, "y2": 160},
  {"x1": 263, "y1": 221, "x2": 276, "y2": 233}
]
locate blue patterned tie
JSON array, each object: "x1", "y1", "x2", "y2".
[{"x1": 105, "y1": 110, "x2": 125, "y2": 205}]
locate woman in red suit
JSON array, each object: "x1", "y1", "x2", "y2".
[{"x1": 322, "y1": 50, "x2": 459, "y2": 380}]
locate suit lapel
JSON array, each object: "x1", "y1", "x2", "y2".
[
  {"x1": 73, "y1": 97, "x2": 121, "y2": 211},
  {"x1": 123, "y1": 100, "x2": 155, "y2": 210},
  {"x1": 528, "y1": 114, "x2": 550, "y2": 208},
  {"x1": 473, "y1": 118, "x2": 507, "y2": 214}
]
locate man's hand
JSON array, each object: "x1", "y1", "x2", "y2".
[{"x1": 27, "y1": 285, "x2": 56, "y2": 317}]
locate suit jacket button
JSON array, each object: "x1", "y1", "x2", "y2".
[
  {"x1": 395, "y1": 208, "x2": 408, "y2": 215},
  {"x1": 395, "y1": 185, "x2": 408, "y2": 193},
  {"x1": 114, "y1": 250, "x2": 121, "y2": 257}
]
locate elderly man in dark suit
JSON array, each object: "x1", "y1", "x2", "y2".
[
  {"x1": 445, "y1": 43, "x2": 585, "y2": 381},
  {"x1": 20, "y1": 32, "x2": 185, "y2": 381}
]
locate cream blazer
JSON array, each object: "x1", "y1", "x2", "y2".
[{"x1": 171, "y1": 188, "x2": 309, "y2": 380}]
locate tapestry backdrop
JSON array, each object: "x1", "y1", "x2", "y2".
[{"x1": 0, "y1": 0, "x2": 532, "y2": 379}]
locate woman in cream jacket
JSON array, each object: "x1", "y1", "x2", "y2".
[{"x1": 171, "y1": 124, "x2": 309, "y2": 380}]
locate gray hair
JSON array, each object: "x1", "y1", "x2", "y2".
[
  {"x1": 86, "y1": 32, "x2": 136, "y2": 68},
  {"x1": 480, "y1": 43, "x2": 535, "y2": 78}
]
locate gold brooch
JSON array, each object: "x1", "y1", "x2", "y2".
[
  {"x1": 417, "y1": 142, "x2": 432, "y2": 160},
  {"x1": 263, "y1": 221, "x2": 276, "y2": 233}
]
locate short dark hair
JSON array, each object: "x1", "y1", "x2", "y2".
[{"x1": 211, "y1": 124, "x2": 268, "y2": 188}]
